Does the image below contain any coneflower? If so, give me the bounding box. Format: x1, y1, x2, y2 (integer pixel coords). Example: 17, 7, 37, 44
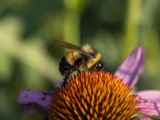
48, 71, 140, 120
17, 46, 160, 120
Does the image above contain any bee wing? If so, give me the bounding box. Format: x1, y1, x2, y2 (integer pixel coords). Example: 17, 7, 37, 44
54, 40, 94, 58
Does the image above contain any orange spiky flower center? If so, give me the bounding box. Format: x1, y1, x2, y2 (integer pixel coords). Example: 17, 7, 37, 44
48, 71, 140, 120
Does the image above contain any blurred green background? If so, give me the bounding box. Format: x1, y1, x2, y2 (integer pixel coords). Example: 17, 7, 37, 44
0, 0, 160, 120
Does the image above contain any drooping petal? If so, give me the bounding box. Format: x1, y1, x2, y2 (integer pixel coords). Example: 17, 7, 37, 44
114, 46, 145, 87
136, 90, 160, 118
17, 89, 53, 115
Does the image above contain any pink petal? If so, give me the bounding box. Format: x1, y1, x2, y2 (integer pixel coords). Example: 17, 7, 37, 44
17, 89, 54, 115
137, 90, 160, 102
138, 101, 160, 118
114, 46, 145, 87
137, 90, 160, 117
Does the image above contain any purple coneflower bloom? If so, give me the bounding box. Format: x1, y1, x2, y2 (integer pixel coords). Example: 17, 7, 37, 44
17, 46, 160, 119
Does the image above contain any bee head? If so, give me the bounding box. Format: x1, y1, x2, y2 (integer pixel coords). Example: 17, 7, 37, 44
92, 60, 104, 71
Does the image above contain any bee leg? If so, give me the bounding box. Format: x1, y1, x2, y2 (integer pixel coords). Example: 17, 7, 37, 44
63, 62, 81, 86
84, 64, 89, 71
63, 72, 71, 86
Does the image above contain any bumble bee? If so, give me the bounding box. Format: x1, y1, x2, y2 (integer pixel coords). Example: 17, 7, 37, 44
55, 40, 104, 85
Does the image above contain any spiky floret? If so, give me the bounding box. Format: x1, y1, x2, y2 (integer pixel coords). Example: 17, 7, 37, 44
48, 71, 140, 120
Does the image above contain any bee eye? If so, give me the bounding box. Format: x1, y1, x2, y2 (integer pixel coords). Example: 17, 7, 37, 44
98, 63, 101, 67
